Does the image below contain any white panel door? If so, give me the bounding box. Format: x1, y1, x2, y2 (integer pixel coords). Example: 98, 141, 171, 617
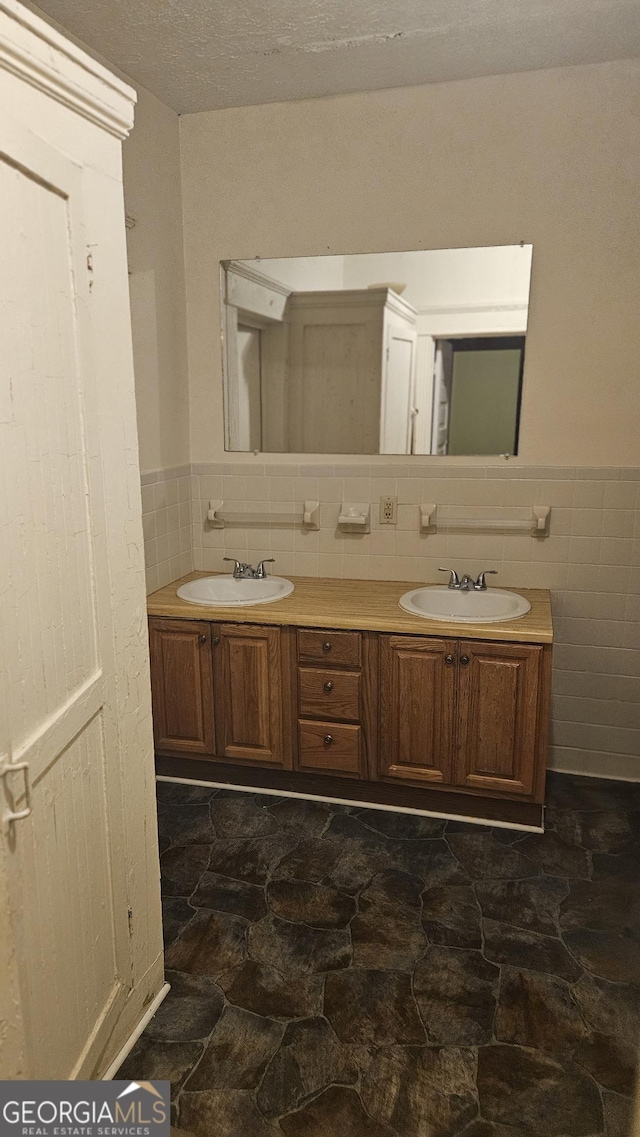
236, 324, 263, 450
380, 329, 416, 454
287, 301, 383, 454
0, 117, 129, 1076
413, 335, 436, 455
431, 340, 454, 455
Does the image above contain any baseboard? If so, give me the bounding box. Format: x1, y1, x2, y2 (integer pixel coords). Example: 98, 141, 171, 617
156, 759, 544, 831
102, 982, 171, 1080
549, 748, 640, 782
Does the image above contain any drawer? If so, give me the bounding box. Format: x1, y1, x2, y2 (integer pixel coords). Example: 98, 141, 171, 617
297, 720, 362, 775
298, 667, 361, 722
297, 629, 362, 669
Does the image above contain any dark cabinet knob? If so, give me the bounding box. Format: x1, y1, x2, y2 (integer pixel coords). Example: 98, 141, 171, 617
323, 735, 333, 746
324, 681, 334, 693
198, 634, 207, 644
445, 654, 455, 666
212, 635, 220, 646
460, 655, 470, 666
322, 641, 332, 652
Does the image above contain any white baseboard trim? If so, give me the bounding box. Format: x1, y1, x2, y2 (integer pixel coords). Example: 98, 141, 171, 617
156, 775, 543, 833
549, 749, 640, 782
550, 765, 640, 783
102, 982, 171, 1080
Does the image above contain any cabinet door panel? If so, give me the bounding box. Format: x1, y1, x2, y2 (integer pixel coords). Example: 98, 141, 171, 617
457, 641, 541, 796
149, 618, 215, 754
379, 635, 456, 783
215, 624, 286, 767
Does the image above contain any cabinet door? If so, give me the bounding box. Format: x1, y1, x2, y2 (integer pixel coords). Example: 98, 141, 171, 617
379, 635, 456, 783
456, 641, 542, 796
149, 618, 215, 755
215, 624, 286, 767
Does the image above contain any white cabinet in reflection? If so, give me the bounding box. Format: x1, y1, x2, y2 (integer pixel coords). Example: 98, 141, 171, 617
287, 289, 417, 454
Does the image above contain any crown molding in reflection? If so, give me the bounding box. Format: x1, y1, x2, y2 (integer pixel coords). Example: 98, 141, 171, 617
288, 287, 417, 322
225, 260, 293, 298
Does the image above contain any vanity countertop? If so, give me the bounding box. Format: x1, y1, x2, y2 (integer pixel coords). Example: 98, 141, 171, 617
147, 573, 553, 644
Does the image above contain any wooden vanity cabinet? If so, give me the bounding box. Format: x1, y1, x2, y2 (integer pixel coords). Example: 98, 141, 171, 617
293, 628, 375, 779
457, 640, 543, 797
379, 635, 457, 785
148, 617, 288, 769
215, 624, 287, 767
379, 634, 546, 798
148, 618, 216, 755
149, 608, 551, 822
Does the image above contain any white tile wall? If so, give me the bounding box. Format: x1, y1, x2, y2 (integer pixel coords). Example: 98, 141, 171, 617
141, 465, 194, 593
146, 462, 640, 781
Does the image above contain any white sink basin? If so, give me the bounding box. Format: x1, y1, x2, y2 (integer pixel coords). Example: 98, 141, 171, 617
399, 586, 531, 623
177, 575, 294, 607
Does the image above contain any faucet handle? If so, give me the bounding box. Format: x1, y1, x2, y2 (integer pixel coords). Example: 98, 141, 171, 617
223, 558, 244, 578
256, 558, 275, 579
475, 570, 498, 590
438, 567, 460, 589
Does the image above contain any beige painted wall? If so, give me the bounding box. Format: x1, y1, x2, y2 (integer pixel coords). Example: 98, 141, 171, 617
180, 59, 640, 468
123, 87, 190, 473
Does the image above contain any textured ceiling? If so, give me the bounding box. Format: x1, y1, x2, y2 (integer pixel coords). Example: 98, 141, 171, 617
27, 0, 640, 112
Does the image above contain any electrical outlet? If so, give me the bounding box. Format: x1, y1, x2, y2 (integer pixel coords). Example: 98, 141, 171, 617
380, 495, 397, 525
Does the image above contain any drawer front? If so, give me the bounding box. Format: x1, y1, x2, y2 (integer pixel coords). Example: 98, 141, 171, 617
297, 720, 362, 775
297, 629, 362, 669
298, 667, 361, 722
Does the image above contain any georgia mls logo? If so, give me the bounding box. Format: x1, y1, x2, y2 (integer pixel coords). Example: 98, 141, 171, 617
115, 1081, 168, 1122
118, 1081, 165, 1105
0, 1079, 170, 1136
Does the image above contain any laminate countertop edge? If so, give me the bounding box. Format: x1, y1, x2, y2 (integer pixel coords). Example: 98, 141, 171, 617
147, 574, 553, 644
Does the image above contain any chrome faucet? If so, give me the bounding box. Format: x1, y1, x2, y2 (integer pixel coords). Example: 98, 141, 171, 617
475, 570, 498, 591
223, 557, 275, 580
439, 568, 498, 591
439, 568, 461, 589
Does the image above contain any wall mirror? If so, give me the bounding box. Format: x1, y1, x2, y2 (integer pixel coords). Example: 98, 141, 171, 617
220, 244, 533, 456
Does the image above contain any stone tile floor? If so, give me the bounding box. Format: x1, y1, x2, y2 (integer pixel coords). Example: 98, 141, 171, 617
121, 773, 640, 1136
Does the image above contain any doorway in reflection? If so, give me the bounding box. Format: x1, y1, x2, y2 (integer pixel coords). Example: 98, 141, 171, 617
432, 336, 525, 457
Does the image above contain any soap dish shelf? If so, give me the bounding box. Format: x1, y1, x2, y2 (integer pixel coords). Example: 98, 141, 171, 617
420, 504, 551, 537
337, 503, 371, 533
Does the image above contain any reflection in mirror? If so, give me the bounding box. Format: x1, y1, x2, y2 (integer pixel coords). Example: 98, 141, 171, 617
220, 245, 533, 456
